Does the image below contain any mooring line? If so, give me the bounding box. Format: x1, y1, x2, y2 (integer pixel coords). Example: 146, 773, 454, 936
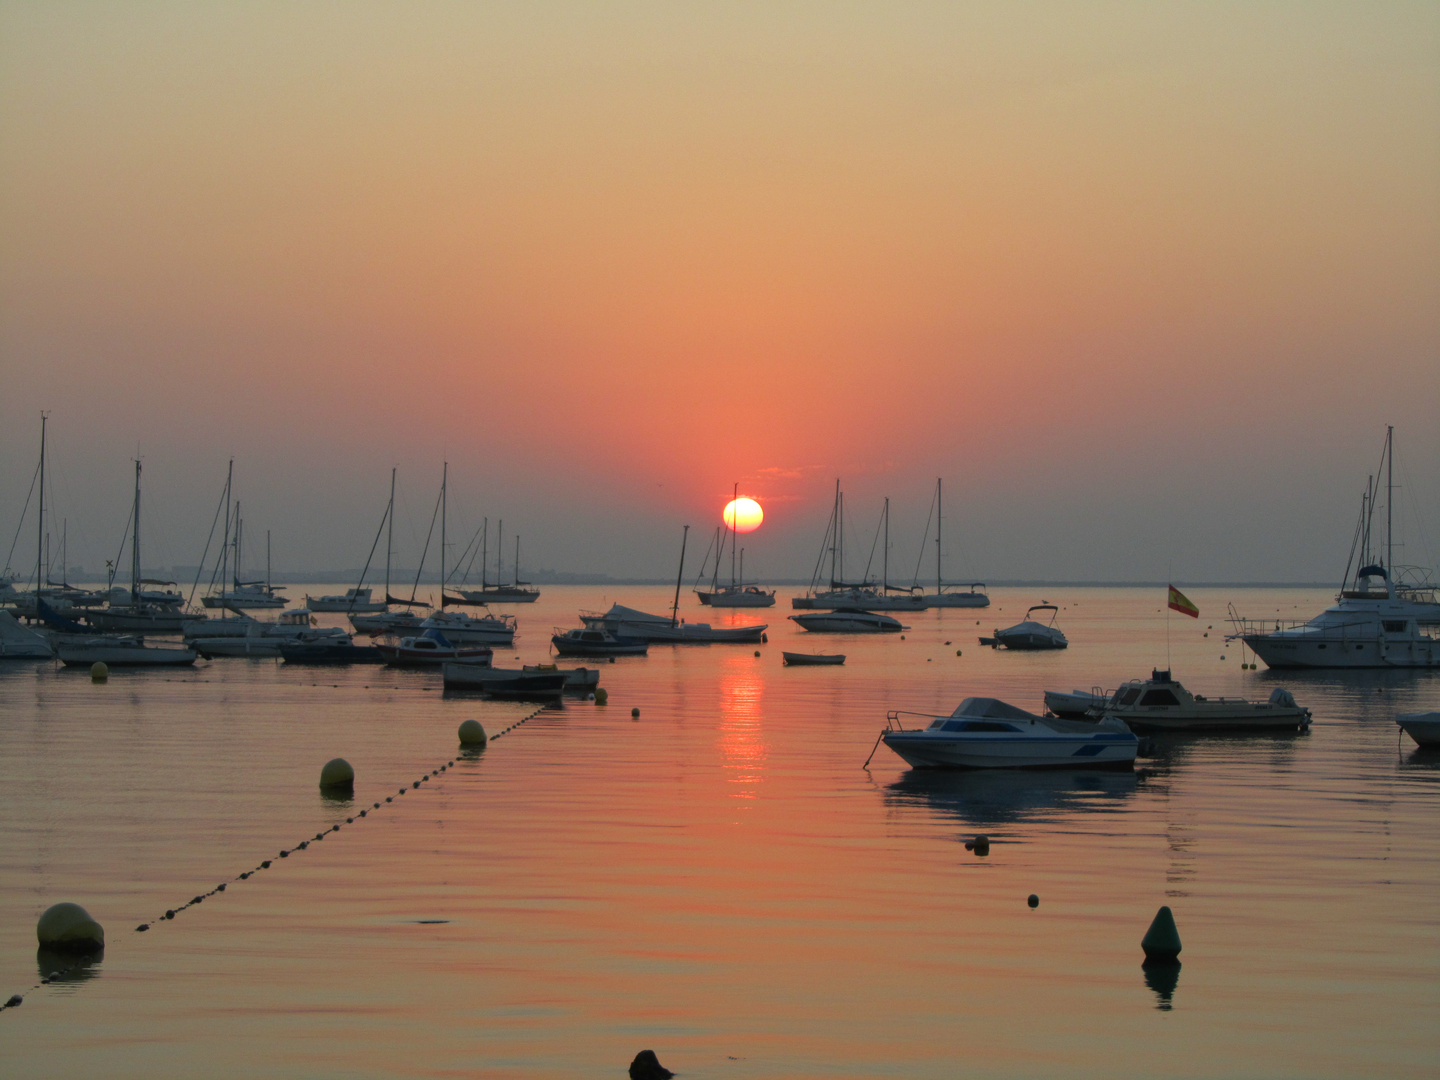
0, 705, 550, 1013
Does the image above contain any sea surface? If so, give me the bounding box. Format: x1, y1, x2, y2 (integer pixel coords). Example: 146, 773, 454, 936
0, 586, 1436, 1078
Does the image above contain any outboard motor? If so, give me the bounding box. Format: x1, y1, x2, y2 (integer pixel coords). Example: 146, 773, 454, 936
1269, 687, 1298, 709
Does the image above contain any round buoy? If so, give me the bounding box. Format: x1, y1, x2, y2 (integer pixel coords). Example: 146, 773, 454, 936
900, 634, 905, 640
761, 633, 767, 643
1028, 894, 1039, 909
754, 650, 761, 657
90, 661, 108, 682
458, 720, 487, 747
631, 707, 640, 718
629, 1049, 674, 1080
1142, 905, 1182, 962
956, 649, 962, 656
319, 758, 354, 790
36, 903, 104, 952
972, 834, 990, 856
594, 688, 608, 705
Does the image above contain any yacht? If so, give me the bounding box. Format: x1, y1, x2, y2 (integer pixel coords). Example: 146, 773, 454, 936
441, 663, 567, 699
879, 697, 1138, 769
454, 523, 540, 604
186, 609, 346, 658
56, 636, 197, 668
202, 581, 286, 610
789, 609, 905, 633
699, 584, 778, 608
1228, 428, 1440, 669
581, 603, 767, 644
914, 479, 991, 609
306, 587, 388, 613
792, 485, 926, 611
1096, 670, 1310, 732
695, 496, 776, 608
420, 609, 516, 646
980, 605, 1068, 650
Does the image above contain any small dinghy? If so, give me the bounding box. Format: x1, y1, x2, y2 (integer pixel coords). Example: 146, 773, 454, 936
1043, 689, 1105, 718
980, 605, 1068, 650
782, 652, 846, 666
1396, 712, 1440, 747
879, 697, 1137, 770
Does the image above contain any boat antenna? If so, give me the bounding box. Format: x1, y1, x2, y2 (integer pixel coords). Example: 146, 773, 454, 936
671, 524, 690, 627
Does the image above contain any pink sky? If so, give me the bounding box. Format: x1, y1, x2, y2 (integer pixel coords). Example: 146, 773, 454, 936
2, 2, 1437, 581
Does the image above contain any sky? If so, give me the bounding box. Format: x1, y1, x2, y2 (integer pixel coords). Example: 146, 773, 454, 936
2, 2, 1437, 585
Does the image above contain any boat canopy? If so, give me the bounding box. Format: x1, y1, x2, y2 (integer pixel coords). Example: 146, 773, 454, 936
951, 697, 1042, 721
420, 628, 455, 648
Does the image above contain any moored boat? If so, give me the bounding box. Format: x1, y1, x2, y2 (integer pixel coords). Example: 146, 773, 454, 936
981, 605, 1068, 650
1097, 670, 1310, 732
790, 608, 904, 633
879, 697, 1137, 769
0, 611, 53, 659
279, 636, 386, 664
1397, 712, 1440, 748
56, 636, 197, 667
307, 587, 388, 613
522, 663, 599, 690
782, 651, 845, 665
581, 604, 766, 644
441, 663, 567, 699
1043, 689, 1105, 718
551, 627, 649, 657
375, 629, 493, 666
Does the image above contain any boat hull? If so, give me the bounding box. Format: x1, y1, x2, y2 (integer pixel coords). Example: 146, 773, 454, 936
86, 609, 193, 633
456, 588, 539, 604
551, 634, 649, 657
782, 652, 845, 665
924, 592, 990, 608
790, 612, 902, 633
442, 664, 567, 699
697, 591, 777, 608
882, 730, 1137, 770
1397, 712, 1440, 747
57, 642, 197, 667
279, 642, 386, 664
1243, 633, 1440, 669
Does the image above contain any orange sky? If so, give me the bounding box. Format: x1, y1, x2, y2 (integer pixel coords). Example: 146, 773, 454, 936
1, 2, 1437, 580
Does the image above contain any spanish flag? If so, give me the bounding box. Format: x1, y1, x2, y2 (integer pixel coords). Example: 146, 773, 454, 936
1168, 584, 1199, 618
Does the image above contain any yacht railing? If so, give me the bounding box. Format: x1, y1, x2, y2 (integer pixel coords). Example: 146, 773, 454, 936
885, 710, 941, 732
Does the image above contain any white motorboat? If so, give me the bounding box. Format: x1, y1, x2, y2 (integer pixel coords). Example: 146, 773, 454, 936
56, 636, 197, 667
789, 608, 905, 633
420, 609, 516, 646
1228, 567, 1440, 669
551, 627, 649, 657
879, 697, 1138, 769
376, 628, 493, 666
581, 603, 766, 644
187, 609, 345, 657
1043, 689, 1105, 718
0, 611, 53, 658
1397, 712, 1440, 748
1228, 429, 1440, 669
307, 587, 388, 613
350, 609, 423, 636
202, 582, 286, 610
1097, 669, 1310, 732
981, 605, 1068, 650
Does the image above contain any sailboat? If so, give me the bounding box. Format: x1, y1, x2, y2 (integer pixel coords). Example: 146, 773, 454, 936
312, 469, 421, 615
456, 520, 540, 604
202, 500, 286, 609
792, 484, 925, 611
696, 484, 776, 607
85, 460, 201, 634
915, 479, 989, 608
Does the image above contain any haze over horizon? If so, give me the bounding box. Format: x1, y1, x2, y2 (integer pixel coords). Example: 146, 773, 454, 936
3, 3, 1437, 586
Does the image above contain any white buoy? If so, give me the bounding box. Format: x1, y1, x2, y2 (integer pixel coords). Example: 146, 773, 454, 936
36, 903, 104, 951
458, 719, 488, 746
319, 758, 354, 789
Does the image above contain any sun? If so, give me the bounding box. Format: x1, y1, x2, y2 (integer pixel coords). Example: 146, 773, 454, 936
724, 497, 764, 533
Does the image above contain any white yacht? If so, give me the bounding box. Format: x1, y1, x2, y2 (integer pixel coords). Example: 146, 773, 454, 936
879, 697, 1138, 769
0, 611, 53, 658
981, 605, 1068, 650
202, 582, 286, 610
581, 603, 767, 644
698, 584, 778, 608
1397, 712, 1440, 748
789, 608, 905, 633
914, 480, 991, 609
187, 609, 346, 658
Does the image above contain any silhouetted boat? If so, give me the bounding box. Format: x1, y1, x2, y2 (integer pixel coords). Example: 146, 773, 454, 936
279, 636, 386, 664
1397, 712, 1440, 747
782, 652, 845, 665
442, 663, 567, 699
551, 627, 649, 657
790, 609, 903, 633
57, 636, 197, 668
376, 628, 493, 666
980, 605, 1067, 650
1097, 670, 1310, 732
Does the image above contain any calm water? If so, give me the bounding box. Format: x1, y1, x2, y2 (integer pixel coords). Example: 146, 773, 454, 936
0, 586, 1436, 1078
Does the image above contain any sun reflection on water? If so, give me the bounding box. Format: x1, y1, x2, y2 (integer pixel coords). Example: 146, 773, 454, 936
717, 656, 767, 803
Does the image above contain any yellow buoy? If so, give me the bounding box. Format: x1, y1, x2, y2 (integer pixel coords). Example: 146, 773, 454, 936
458, 720, 487, 746
36, 903, 104, 952
319, 758, 355, 790
90, 662, 108, 682
594, 688, 608, 705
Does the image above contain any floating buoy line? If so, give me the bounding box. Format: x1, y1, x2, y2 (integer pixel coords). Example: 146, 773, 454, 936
0, 704, 550, 1014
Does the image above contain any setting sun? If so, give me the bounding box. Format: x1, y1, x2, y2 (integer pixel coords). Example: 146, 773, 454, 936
723, 497, 764, 534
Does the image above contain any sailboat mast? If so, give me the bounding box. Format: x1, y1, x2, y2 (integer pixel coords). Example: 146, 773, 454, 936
266, 530, 271, 593
481, 518, 488, 589
1386, 424, 1393, 573
497, 520, 504, 587
35, 413, 45, 594
385, 468, 395, 602
671, 525, 690, 627
131, 459, 142, 604
883, 497, 889, 591
829, 479, 839, 587
441, 462, 448, 605
235, 503, 242, 588
936, 478, 942, 594
731, 482, 738, 588
514, 535, 520, 588
220, 462, 232, 607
